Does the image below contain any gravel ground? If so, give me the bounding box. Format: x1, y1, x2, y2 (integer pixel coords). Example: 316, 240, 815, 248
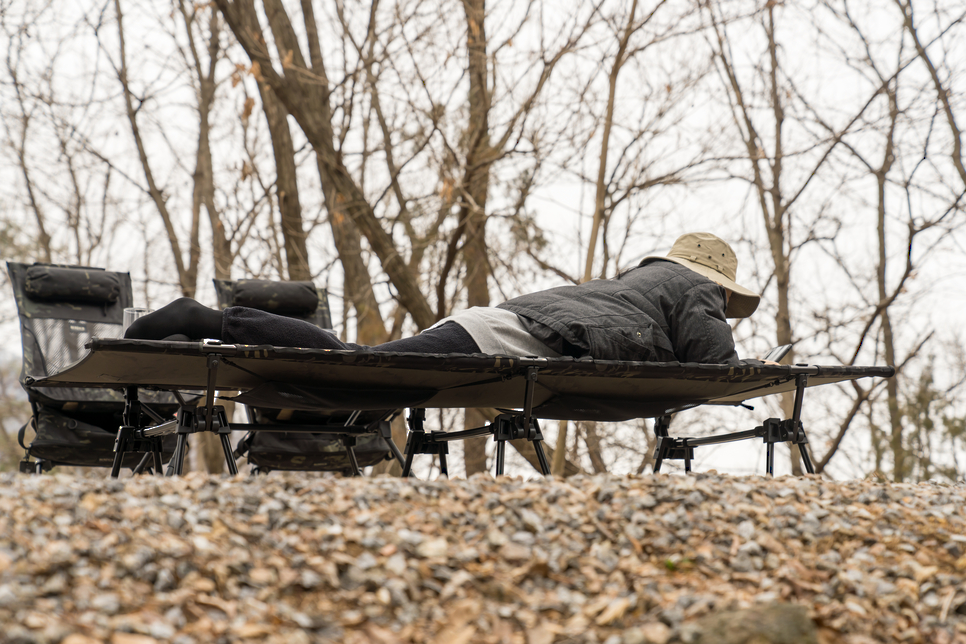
1, 471, 965, 644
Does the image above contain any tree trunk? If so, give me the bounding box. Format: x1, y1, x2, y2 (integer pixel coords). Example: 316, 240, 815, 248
183, 4, 228, 472
259, 82, 310, 281
876, 87, 903, 480
215, 0, 435, 329
582, 421, 608, 474
459, 0, 494, 476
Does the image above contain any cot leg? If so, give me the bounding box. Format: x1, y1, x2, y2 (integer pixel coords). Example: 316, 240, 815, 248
683, 438, 692, 473
495, 440, 506, 476
153, 448, 164, 476
438, 451, 449, 478
766, 442, 776, 476
652, 416, 671, 474
220, 433, 238, 476
167, 432, 188, 476
401, 409, 425, 478
800, 443, 815, 474
111, 427, 131, 479
790, 373, 814, 474
533, 439, 551, 475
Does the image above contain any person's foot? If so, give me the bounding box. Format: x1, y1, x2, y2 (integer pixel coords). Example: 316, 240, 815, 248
124, 298, 224, 341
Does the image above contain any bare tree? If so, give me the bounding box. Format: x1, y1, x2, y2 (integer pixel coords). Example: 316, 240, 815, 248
214, 0, 595, 475
798, 0, 966, 480
703, 0, 895, 473
560, 0, 710, 474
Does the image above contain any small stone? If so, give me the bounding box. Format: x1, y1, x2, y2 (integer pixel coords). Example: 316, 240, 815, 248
500, 541, 532, 562
416, 537, 448, 559
62, 635, 102, 644
624, 622, 672, 644
686, 603, 818, 644
91, 593, 121, 615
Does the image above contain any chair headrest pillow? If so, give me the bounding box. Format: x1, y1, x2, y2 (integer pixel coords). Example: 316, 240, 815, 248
232, 280, 319, 314
25, 266, 121, 304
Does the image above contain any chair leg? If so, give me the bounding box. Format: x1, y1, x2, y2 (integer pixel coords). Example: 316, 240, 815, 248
345, 443, 362, 477
385, 435, 406, 465
401, 447, 417, 478
131, 452, 152, 475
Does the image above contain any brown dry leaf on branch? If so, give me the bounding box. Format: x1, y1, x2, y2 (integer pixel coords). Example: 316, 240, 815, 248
0, 472, 965, 644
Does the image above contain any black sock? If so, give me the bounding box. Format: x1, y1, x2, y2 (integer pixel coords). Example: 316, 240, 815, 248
124, 298, 224, 341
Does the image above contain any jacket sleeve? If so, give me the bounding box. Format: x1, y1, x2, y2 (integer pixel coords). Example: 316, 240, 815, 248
668, 283, 757, 365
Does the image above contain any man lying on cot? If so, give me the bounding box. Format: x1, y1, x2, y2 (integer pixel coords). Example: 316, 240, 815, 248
126, 232, 765, 366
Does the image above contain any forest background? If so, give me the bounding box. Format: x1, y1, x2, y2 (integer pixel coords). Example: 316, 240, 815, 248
2, 0, 966, 482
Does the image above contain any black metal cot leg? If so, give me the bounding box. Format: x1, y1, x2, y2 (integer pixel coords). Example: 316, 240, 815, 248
766, 442, 776, 476
790, 373, 814, 474
111, 427, 130, 479
652, 415, 671, 474
495, 439, 507, 476
533, 439, 551, 475
167, 433, 188, 477
401, 409, 425, 478
438, 450, 449, 478
220, 433, 238, 476
683, 438, 692, 473
153, 448, 164, 476
800, 443, 815, 474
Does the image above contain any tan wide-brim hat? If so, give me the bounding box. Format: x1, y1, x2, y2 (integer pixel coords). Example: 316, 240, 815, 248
640, 232, 761, 318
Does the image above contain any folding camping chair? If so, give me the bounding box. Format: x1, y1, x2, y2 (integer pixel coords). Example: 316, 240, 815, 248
7, 262, 180, 473
212, 278, 401, 474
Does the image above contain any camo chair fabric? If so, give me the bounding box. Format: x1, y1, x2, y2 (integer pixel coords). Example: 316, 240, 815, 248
213, 278, 392, 472
213, 278, 333, 329
7, 262, 178, 470
235, 409, 394, 472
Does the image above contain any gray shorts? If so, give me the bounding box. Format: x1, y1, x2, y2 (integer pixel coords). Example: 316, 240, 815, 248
431, 307, 562, 358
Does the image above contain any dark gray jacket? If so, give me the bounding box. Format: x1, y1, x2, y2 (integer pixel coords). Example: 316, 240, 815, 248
498, 260, 754, 365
